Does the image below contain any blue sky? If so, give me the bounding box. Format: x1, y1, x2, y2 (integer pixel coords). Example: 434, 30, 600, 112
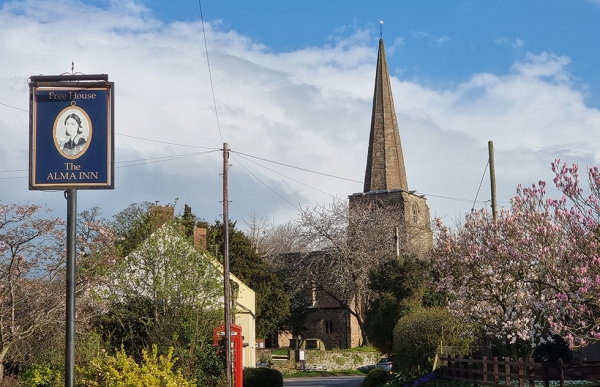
143, 0, 600, 105
1, 0, 600, 229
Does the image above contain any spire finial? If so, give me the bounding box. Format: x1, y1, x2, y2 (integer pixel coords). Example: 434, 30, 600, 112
379, 20, 384, 39
71, 61, 74, 75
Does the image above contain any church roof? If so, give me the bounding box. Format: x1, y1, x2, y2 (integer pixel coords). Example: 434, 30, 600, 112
363, 38, 409, 193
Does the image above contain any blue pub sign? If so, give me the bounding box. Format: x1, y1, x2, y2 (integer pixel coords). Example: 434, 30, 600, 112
29, 75, 114, 190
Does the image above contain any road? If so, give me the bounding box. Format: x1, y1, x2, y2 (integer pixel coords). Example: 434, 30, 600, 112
283, 375, 364, 387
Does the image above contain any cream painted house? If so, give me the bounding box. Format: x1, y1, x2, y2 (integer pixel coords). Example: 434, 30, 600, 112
228, 270, 256, 368
111, 206, 256, 368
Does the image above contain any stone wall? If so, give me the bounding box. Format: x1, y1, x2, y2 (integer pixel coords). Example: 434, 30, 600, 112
258, 349, 381, 372
302, 307, 349, 350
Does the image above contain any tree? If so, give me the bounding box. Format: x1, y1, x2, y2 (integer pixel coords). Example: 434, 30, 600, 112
180, 204, 198, 239
270, 198, 427, 346
111, 201, 153, 258
434, 160, 600, 356
393, 307, 471, 377
243, 212, 272, 256
0, 203, 65, 380
11, 207, 117, 376
77, 207, 118, 291
95, 222, 223, 355
210, 220, 290, 339
365, 255, 436, 355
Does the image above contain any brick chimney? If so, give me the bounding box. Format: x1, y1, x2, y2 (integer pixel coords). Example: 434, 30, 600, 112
193, 226, 207, 250
150, 205, 174, 233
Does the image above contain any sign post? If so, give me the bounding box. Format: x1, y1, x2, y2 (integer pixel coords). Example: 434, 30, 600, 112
29, 74, 114, 387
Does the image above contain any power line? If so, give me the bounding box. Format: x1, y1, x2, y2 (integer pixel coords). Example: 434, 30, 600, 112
198, 0, 224, 145
231, 153, 300, 210
0, 150, 220, 179
472, 161, 490, 211
115, 149, 220, 168
0, 168, 28, 173
232, 150, 363, 184
0, 101, 28, 112
117, 133, 218, 150
233, 152, 338, 198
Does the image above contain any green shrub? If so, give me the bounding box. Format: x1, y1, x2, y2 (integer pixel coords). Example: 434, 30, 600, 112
77, 344, 195, 386
243, 367, 283, 387
19, 364, 62, 387
393, 307, 472, 378
363, 368, 392, 387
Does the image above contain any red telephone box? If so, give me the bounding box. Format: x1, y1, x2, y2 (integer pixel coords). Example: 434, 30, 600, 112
213, 324, 243, 387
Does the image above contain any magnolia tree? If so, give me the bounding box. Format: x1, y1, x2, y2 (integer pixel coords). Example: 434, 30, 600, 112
434, 160, 600, 356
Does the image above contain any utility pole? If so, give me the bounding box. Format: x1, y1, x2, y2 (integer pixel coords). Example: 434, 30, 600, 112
488, 141, 497, 221
222, 143, 232, 387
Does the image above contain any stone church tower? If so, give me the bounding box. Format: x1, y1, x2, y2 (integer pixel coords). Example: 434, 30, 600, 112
348, 38, 432, 255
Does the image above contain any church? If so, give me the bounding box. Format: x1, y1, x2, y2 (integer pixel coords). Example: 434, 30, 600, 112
276, 38, 432, 350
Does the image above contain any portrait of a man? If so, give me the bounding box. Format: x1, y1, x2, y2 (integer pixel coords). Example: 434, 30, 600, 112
53, 106, 92, 158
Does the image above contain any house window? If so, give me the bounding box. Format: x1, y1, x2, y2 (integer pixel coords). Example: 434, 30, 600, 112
325, 320, 333, 334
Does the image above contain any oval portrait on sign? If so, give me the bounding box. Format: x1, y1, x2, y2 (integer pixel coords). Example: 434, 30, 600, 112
53, 105, 92, 159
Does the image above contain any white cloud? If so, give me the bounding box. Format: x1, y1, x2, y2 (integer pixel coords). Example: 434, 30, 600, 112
494, 36, 526, 48
411, 30, 451, 46
0, 0, 599, 227
436, 35, 451, 45
411, 31, 430, 39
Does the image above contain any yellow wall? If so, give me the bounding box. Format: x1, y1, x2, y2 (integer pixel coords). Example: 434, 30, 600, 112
230, 272, 256, 368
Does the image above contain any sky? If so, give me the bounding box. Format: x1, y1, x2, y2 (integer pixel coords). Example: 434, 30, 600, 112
2, 0, 600, 230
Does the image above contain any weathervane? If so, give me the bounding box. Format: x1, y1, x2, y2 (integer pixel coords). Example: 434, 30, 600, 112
380, 20, 384, 39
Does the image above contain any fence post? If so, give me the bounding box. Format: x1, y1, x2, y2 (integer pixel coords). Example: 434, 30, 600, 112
543, 359, 549, 387
559, 358, 564, 387
483, 356, 488, 384
518, 357, 524, 387
441, 355, 447, 378
505, 357, 511, 386
494, 356, 499, 384
528, 358, 535, 387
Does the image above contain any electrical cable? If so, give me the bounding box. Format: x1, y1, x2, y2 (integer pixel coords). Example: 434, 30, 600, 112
117, 133, 218, 150
0, 102, 28, 112
197, 0, 224, 144
115, 149, 220, 168
232, 150, 363, 184
233, 152, 338, 198
472, 160, 490, 211
230, 153, 300, 210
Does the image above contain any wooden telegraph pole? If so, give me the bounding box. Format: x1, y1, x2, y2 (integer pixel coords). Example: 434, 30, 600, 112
488, 141, 497, 221
222, 143, 232, 386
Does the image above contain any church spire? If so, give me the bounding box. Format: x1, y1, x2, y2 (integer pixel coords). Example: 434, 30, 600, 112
363, 38, 409, 193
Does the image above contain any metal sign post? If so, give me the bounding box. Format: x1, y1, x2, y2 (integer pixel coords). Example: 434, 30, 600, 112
28, 74, 114, 387
65, 189, 77, 387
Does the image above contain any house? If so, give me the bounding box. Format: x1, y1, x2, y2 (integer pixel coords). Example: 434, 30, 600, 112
111, 205, 257, 367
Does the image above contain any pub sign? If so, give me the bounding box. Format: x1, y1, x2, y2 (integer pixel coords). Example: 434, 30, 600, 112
29, 74, 114, 190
